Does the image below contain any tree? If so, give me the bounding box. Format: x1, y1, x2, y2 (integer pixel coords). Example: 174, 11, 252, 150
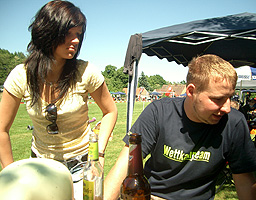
101, 65, 128, 92
138, 71, 151, 92
0, 49, 26, 85
101, 65, 117, 79
116, 67, 128, 89
148, 74, 167, 90
180, 80, 186, 84
101, 65, 117, 91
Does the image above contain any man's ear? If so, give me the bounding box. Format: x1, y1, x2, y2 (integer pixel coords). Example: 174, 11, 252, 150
186, 83, 196, 99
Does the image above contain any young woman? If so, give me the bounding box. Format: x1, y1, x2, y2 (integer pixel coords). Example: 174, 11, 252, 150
0, 0, 117, 171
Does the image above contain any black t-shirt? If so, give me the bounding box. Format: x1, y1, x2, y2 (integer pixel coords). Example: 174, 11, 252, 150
123, 97, 256, 200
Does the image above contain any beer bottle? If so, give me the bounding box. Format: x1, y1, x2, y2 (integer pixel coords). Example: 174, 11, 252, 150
92, 121, 101, 135
83, 131, 103, 200
120, 133, 151, 200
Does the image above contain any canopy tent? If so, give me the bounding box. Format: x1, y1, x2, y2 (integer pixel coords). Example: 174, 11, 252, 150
112, 92, 126, 95
142, 12, 256, 68
251, 67, 256, 80
150, 91, 161, 96
235, 65, 256, 81
123, 12, 256, 133
236, 80, 256, 90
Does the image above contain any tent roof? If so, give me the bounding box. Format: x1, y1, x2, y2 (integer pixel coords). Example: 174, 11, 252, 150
141, 12, 256, 67
142, 12, 256, 47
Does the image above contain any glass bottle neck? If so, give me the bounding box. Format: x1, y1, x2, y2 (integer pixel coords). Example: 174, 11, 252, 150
88, 141, 99, 161
128, 143, 144, 175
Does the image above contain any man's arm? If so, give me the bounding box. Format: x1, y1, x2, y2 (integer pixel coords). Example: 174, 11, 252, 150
233, 172, 256, 200
104, 145, 129, 200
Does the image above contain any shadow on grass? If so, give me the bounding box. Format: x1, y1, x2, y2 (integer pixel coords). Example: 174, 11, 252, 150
215, 167, 238, 199
215, 184, 238, 200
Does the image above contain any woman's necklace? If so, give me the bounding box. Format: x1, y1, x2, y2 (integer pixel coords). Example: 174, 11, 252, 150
43, 81, 58, 104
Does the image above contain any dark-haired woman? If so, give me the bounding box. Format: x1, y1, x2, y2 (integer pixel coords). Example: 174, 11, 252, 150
0, 0, 117, 174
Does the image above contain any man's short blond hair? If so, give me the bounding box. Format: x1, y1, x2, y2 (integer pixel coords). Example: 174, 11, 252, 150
186, 54, 237, 92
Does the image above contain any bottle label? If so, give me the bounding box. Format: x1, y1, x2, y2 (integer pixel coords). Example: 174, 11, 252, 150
89, 142, 99, 161
83, 180, 94, 200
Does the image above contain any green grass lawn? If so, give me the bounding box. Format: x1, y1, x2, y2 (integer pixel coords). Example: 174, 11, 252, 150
0, 94, 238, 199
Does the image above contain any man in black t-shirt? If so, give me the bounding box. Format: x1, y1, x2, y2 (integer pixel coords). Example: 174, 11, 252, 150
104, 55, 256, 200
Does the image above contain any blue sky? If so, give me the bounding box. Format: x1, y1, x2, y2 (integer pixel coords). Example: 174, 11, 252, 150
1, 0, 256, 82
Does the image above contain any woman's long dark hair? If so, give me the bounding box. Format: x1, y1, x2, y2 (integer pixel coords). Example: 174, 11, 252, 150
25, 0, 86, 106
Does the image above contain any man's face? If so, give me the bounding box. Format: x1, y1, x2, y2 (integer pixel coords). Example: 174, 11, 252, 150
191, 79, 235, 124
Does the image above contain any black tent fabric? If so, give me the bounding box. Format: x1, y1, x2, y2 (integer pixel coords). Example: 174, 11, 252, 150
123, 34, 142, 76
142, 12, 256, 68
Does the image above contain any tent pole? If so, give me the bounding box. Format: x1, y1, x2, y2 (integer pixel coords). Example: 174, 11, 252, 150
126, 60, 139, 134
239, 80, 242, 103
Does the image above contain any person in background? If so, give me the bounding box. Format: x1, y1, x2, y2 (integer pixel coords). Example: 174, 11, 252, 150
104, 54, 256, 200
239, 97, 256, 120
230, 98, 240, 110
0, 0, 117, 171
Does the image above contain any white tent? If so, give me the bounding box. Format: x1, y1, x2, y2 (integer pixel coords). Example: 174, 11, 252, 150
235, 66, 252, 82
236, 80, 256, 90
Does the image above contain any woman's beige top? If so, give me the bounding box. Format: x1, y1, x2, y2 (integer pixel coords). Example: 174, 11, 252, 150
4, 60, 104, 160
